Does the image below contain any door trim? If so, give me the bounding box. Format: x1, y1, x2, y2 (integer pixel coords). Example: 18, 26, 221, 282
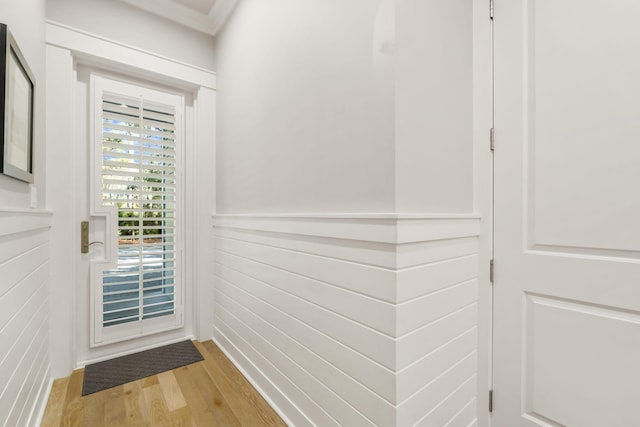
473, 1, 495, 426
46, 22, 216, 374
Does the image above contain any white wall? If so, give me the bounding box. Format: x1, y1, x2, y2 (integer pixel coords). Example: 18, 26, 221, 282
46, 0, 217, 71
216, 0, 395, 213
214, 1, 483, 425
395, 0, 474, 213
0, 0, 47, 208
216, 0, 475, 214
0, 3, 52, 426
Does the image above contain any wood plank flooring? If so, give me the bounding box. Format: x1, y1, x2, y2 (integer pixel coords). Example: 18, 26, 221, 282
41, 340, 287, 427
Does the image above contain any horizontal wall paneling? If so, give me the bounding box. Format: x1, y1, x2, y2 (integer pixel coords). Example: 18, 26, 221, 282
212, 214, 480, 426
0, 210, 52, 427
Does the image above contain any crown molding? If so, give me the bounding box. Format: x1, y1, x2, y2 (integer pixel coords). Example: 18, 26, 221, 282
207, 0, 239, 35
118, 0, 238, 36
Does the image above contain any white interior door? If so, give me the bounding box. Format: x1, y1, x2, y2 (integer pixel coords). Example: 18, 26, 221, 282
493, 1, 640, 426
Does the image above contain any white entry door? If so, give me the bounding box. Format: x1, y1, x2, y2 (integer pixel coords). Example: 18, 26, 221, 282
90, 74, 185, 346
75, 69, 186, 357
493, 1, 640, 426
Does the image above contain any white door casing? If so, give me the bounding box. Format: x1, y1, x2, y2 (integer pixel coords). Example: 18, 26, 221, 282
493, 1, 640, 426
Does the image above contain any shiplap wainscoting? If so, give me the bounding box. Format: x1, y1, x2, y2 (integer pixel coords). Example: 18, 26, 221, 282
0, 210, 52, 427
212, 215, 480, 426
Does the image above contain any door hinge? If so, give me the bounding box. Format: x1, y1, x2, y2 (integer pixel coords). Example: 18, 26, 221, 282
489, 259, 494, 283
490, 127, 495, 151
490, 0, 495, 19
489, 389, 494, 412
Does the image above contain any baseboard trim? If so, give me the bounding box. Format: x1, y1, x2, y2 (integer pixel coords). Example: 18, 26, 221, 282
28, 364, 52, 427
212, 328, 305, 427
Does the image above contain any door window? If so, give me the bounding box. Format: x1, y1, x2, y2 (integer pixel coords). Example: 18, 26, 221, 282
90, 75, 184, 345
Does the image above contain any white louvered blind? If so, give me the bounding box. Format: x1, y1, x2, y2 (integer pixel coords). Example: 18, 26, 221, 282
100, 94, 178, 328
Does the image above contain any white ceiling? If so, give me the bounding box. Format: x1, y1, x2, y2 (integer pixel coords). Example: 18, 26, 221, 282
118, 0, 238, 36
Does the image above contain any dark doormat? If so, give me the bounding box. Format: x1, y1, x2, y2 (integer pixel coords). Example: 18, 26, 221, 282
82, 340, 204, 396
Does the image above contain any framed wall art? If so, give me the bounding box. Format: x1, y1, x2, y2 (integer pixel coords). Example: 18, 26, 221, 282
0, 23, 34, 183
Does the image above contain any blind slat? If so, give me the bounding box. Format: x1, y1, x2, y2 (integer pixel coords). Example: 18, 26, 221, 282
142, 109, 176, 123
102, 127, 176, 141
102, 141, 175, 156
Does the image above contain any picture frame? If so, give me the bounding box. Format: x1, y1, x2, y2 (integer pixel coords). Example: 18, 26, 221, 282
0, 23, 34, 183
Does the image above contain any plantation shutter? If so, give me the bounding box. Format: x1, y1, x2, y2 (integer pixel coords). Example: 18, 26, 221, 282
100, 93, 178, 327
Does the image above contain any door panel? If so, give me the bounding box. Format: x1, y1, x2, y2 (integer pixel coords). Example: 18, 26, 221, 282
494, 0, 640, 426
90, 75, 184, 346
527, 0, 640, 255
525, 295, 640, 425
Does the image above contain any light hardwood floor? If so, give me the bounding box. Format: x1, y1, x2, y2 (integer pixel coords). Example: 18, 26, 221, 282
40, 340, 287, 427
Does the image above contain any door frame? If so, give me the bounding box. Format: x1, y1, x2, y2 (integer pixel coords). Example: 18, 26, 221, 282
46, 21, 216, 375
473, 2, 495, 427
